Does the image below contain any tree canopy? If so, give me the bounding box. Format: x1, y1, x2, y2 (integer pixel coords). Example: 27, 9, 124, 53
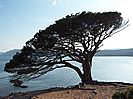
4, 11, 128, 85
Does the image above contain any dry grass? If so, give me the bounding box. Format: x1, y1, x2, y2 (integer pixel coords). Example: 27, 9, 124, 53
32, 84, 127, 99
2, 82, 132, 99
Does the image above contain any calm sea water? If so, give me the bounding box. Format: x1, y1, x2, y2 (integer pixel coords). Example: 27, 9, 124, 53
0, 56, 133, 96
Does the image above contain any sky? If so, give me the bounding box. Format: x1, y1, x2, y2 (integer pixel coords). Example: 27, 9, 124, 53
0, 0, 132, 52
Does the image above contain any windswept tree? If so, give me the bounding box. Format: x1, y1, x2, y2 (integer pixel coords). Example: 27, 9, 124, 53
5, 11, 128, 85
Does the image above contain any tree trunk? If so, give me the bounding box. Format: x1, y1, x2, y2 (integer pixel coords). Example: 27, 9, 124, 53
81, 68, 92, 84
81, 57, 93, 84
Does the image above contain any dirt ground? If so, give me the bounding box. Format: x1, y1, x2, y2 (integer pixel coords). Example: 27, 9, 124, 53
2, 82, 132, 99
32, 84, 120, 99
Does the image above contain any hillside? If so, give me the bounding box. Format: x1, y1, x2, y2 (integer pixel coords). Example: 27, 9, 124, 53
0, 49, 20, 56
0, 49, 20, 61
0, 48, 133, 59
96, 48, 133, 56
0, 52, 3, 55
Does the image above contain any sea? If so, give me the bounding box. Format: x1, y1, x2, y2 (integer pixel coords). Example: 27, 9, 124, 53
0, 55, 133, 96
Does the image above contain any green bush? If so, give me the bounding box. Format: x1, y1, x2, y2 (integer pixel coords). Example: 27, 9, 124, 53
126, 86, 133, 99
112, 91, 125, 99
112, 86, 133, 99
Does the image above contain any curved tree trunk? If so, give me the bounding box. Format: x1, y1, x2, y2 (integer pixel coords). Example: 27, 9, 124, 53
63, 56, 93, 84
81, 56, 93, 84
81, 69, 92, 84
81, 67, 93, 83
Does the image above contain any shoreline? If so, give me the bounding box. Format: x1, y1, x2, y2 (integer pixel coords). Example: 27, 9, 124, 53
2, 81, 133, 99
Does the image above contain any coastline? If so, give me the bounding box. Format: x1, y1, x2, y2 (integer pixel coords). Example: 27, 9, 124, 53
2, 81, 133, 99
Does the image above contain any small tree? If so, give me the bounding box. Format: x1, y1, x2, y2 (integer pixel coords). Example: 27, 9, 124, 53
4, 11, 128, 84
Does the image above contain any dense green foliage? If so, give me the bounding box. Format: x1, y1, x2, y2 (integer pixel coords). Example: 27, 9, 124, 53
112, 91, 125, 99
112, 86, 133, 99
126, 86, 133, 99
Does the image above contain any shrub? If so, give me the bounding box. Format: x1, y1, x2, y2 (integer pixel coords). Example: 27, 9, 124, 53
112, 91, 125, 99
126, 86, 133, 99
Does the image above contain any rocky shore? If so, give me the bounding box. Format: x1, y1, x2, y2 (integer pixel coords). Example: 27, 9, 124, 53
1, 82, 133, 99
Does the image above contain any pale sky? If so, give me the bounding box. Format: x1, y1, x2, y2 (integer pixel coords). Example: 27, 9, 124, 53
0, 0, 132, 52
